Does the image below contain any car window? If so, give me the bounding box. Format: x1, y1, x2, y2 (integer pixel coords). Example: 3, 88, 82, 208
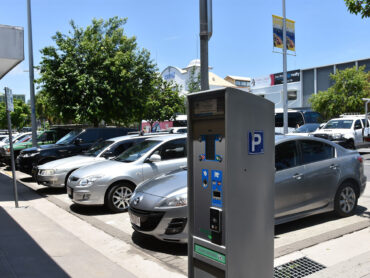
275, 141, 298, 171
111, 142, 135, 156
324, 120, 353, 129
354, 120, 362, 130
275, 112, 304, 128
300, 140, 334, 164
115, 140, 161, 162
84, 140, 114, 157
79, 129, 100, 143
37, 133, 48, 142
153, 138, 187, 160
361, 119, 369, 127
45, 132, 56, 141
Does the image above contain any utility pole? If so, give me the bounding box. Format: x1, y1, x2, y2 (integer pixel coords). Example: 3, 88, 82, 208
199, 0, 212, 91
282, 0, 288, 134
27, 0, 37, 147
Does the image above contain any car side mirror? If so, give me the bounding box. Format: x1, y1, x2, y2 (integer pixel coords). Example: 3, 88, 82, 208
148, 154, 161, 162
74, 138, 82, 145
102, 151, 115, 159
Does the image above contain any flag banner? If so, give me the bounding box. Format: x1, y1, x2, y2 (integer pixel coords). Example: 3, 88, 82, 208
273, 15, 295, 51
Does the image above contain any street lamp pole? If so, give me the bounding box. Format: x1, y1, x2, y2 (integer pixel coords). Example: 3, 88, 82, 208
282, 0, 288, 134
27, 0, 37, 147
199, 0, 212, 91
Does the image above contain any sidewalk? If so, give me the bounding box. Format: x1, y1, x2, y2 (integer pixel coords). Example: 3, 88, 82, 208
0, 173, 137, 278
0, 173, 185, 278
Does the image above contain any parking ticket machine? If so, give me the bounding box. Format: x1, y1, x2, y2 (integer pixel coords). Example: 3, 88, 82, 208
187, 88, 274, 278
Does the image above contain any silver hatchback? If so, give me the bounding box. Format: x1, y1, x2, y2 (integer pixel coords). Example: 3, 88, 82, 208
67, 134, 187, 212
129, 136, 366, 243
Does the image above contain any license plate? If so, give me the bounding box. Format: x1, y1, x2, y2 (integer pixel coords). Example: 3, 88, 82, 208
67, 187, 73, 199
129, 213, 141, 227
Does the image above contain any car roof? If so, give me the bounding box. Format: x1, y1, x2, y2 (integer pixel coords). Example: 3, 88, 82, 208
107, 133, 182, 143
144, 134, 187, 141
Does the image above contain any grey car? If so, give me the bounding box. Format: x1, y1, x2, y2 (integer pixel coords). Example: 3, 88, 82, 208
129, 135, 366, 243
67, 134, 187, 212
36, 134, 155, 188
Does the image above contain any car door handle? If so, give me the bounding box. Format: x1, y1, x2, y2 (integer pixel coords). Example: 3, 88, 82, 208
329, 164, 339, 170
292, 173, 303, 180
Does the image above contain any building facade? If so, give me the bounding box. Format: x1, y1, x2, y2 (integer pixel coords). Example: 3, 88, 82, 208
161, 59, 235, 95
249, 58, 370, 109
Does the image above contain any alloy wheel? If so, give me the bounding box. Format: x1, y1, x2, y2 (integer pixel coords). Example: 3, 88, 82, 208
339, 186, 356, 214
112, 186, 133, 210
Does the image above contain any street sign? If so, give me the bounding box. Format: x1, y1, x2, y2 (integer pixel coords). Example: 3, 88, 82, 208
4, 87, 14, 112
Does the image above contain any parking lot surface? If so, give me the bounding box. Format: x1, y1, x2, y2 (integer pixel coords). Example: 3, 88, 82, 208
1, 154, 370, 277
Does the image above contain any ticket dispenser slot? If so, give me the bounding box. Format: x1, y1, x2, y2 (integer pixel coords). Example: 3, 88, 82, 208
210, 207, 222, 245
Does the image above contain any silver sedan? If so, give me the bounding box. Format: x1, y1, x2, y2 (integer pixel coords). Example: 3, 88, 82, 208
67, 134, 187, 212
129, 136, 367, 243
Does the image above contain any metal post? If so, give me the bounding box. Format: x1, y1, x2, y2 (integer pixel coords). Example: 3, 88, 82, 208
27, 0, 37, 147
282, 0, 288, 134
199, 0, 210, 91
5, 88, 19, 208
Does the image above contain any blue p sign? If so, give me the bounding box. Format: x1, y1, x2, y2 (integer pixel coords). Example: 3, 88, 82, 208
248, 131, 264, 154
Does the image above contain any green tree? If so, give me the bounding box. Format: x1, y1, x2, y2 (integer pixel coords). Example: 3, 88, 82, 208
345, 0, 370, 18
186, 66, 201, 93
309, 66, 370, 120
37, 17, 158, 126
142, 78, 185, 132
0, 99, 31, 130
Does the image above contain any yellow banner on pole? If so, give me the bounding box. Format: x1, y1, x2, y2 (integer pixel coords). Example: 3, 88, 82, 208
273, 15, 295, 51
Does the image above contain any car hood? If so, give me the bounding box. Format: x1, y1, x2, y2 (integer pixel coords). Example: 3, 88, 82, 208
71, 159, 130, 178
38, 155, 105, 170
313, 129, 351, 134
136, 168, 187, 198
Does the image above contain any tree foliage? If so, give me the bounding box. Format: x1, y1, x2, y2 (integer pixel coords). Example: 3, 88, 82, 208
37, 17, 158, 126
345, 0, 370, 18
309, 66, 370, 120
142, 78, 185, 131
186, 66, 201, 93
0, 99, 31, 129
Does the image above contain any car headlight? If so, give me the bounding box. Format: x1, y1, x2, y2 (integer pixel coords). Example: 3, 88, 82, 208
157, 188, 187, 208
332, 133, 343, 140
79, 175, 103, 186
22, 152, 38, 158
39, 169, 55, 176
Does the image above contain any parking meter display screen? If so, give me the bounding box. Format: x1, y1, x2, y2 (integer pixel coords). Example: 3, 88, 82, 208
192, 97, 224, 117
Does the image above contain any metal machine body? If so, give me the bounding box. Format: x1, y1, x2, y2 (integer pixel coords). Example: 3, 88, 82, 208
187, 87, 275, 278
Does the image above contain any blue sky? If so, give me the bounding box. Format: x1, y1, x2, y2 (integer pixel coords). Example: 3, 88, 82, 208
0, 0, 369, 101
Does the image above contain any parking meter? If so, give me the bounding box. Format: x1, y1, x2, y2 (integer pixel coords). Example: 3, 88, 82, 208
187, 88, 274, 278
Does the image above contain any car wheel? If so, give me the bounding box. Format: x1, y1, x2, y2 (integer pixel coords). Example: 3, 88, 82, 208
106, 182, 135, 213
334, 182, 358, 217
347, 140, 355, 150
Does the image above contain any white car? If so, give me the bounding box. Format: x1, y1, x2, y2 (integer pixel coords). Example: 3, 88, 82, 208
312, 116, 370, 149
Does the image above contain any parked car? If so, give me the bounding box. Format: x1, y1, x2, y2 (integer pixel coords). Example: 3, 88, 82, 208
287, 123, 321, 136
312, 115, 370, 149
36, 133, 165, 188
4, 130, 66, 162
275, 109, 323, 134
67, 134, 187, 212
129, 135, 366, 243
17, 127, 135, 176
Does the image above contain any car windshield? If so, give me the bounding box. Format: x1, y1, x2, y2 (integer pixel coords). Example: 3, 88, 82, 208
324, 120, 353, 129
56, 130, 82, 145
83, 140, 113, 157
293, 124, 320, 133
115, 140, 161, 163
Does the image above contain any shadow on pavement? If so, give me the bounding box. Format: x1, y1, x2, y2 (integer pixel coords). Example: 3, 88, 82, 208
275, 205, 368, 236
131, 231, 187, 256
0, 173, 41, 202
69, 203, 114, 216
0, 207, 69, 278
20, 177, 34, 183
35, 187, 66, 196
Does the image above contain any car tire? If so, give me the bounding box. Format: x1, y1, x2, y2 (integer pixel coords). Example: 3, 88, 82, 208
334, 182, 358, 217
347, 140, 355, 150
106, 182, 135, 213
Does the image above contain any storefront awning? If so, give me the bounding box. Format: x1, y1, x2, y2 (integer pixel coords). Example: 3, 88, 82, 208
0, 24, 24, 79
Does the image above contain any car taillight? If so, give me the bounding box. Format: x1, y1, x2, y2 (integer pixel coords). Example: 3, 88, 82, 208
357, 156, 363, 163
